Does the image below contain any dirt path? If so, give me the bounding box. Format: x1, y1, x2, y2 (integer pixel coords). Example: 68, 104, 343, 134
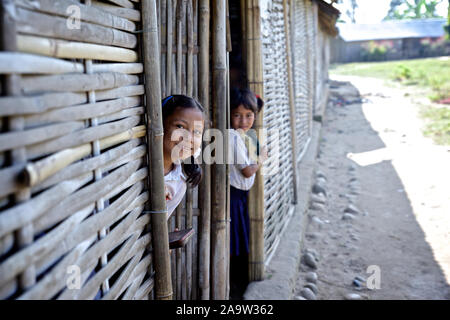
293, 75, 450, 300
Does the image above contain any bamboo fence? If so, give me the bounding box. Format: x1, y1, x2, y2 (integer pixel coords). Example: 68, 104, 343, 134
0, 0, 336, 300
0, 0, 224, 301
292, 0, 312, 160
0, 0, 155, 300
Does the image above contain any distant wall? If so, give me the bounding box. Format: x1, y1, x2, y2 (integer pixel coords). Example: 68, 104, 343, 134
331, 36, 449, 63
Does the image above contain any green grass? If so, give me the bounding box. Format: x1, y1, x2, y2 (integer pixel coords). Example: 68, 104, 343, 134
330, 57, 450, 145
420, 106, 450, 145
330, 57, 450, 102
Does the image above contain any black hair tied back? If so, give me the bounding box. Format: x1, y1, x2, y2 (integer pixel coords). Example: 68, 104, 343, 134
161, 95, 204, 187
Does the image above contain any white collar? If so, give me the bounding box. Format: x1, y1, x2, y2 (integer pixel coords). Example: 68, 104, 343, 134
164, 163, 186, 181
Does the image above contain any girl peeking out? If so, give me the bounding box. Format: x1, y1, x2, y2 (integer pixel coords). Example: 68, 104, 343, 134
228, 88, 268, 298
161, 95, 205, 219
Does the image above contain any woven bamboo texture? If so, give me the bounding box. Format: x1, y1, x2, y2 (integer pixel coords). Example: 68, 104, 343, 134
260, 0, 295, 263
292, 0, 311, 158
158, 0, 210, 300
0, 0, 155, 300
305, 0, 317, 118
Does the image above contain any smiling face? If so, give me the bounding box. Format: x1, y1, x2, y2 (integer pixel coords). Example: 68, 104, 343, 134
231, 104, 255, 132
163, 106, 204, 164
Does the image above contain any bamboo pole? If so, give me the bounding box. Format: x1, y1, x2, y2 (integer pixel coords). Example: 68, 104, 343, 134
83, 0, 110, 295
141, 0, 173, 300
1, 0, 35, 292
197, 0, 210, 301
210, 0, 227, 300
166, 0, 173, 94
15, 0, 137, 32
17, 35, 138, 62
247, 0, 265, 282
175, 206, 182, 299
283, 0, 298, 204
185, 0, 194, 300
161, 0, 167, 97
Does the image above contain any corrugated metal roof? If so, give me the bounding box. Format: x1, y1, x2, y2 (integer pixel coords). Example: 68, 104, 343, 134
338, 19, 446, 42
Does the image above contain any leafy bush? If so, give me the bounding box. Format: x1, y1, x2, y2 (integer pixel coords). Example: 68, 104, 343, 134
361, 41, 387, 61
394, 64, 412, 81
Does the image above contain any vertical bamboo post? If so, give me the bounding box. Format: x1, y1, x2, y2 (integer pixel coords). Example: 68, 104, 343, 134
166, 0, 173, 94
84, 0, 110, 295
142, 0, 173, 300
283, 0, 298, 204
1, 0, 35, 292
210, 0, 227, 300
247, 0, 265, 282
184, 0, 194, 300
197, 0, 210, 301
225, 0, 231, 300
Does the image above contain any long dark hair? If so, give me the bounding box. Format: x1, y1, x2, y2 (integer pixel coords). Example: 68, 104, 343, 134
162, 95, 204, 187
230, 87, 264, 114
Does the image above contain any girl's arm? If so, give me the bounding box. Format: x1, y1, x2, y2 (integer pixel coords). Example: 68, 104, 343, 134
241, 163, 261, 178
240, 145, 268, 177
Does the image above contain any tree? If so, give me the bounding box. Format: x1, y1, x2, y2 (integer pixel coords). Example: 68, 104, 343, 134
383, 0, 444, 20
336, 0, 358, 23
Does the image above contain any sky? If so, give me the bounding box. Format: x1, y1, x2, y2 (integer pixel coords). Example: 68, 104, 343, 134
334, 0, 449, 24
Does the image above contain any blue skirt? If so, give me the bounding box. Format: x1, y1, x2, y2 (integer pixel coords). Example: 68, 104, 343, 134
230, 185, 250, 257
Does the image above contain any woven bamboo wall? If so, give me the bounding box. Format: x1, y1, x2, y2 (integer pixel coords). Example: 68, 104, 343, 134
157, 0, 206, 300
260, 0, 295, 264
0, 0, 154, 300
0, 0, 221, 301
305, 0, 316, 124
291, 0, 311, 159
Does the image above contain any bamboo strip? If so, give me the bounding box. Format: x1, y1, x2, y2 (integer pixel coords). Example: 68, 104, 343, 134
91, 0, 141, 21
77, 232, 148, 299
27, 184, 144, 280
0, 121, 84, 153
20, 72, 139, 94
15, 0, 137, 32
57, 210, 147, 299
26, 115, 140, 160
22, 126, 145, 189
283, 0, 298, 204
175, 205, 182, 299
16, 7, 137, 49
0, 52, 84, 74
197, 0, 210, 300
92, 63, 143, 74
176, 0, 185, 94
166, 0, 173, 94
210, 0, 227, 300
33, 164, 146, 235
120, 254, 152, 299
1, 0, 36, 292
95, 84, 144, 101
0, 158, 140, 241
17, 237, 96, 300
134, 277, 154, 300
186, 0, 193, 97
23, 96, 141, 127
82, 20, 110, 294
106, 0, 135, 9
0, 92, 88, 117
17, 35, 138, 62
102, 250, 145, 299
160, 0, 167, 96
142, 0, 173, 300
248, 0, 265, 281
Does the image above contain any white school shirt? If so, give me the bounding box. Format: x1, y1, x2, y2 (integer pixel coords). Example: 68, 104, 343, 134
164, 163, 186, 220
228, 129, 257, 191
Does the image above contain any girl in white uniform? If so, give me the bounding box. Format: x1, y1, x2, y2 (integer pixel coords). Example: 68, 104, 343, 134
161, 95, 205, 219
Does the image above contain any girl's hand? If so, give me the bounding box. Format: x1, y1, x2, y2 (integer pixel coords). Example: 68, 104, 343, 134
259, 146, 268, 164
165, 185, 172, 201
